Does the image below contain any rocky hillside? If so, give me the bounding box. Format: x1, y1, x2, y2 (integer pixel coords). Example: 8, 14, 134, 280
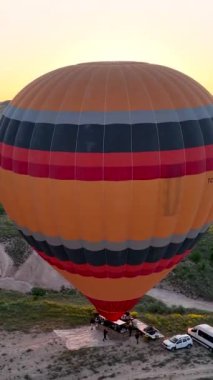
160, 226, 213, 301
0, 212, 72, 292
0, 244, 72, 292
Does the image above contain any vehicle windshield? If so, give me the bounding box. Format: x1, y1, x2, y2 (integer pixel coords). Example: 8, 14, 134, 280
170, 337, 178, 343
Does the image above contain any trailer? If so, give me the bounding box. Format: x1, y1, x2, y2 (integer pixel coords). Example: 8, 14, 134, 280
133, 319, 164, 340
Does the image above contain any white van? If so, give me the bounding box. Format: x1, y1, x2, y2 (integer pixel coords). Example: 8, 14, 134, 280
188, 324, 213, 352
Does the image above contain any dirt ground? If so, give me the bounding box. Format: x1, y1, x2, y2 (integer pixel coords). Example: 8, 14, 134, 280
0, 326, 213, 380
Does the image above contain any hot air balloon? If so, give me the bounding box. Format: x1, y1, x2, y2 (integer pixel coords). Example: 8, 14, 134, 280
0, 62, 212, 321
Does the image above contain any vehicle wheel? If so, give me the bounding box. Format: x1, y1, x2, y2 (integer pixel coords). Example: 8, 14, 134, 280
171, 347, 175, 352
187, 344, 192, 349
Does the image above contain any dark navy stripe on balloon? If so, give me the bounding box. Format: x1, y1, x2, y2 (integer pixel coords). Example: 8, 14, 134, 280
37, 248, 189, 278
0, 116, 213, 152
19, 230, 203, 267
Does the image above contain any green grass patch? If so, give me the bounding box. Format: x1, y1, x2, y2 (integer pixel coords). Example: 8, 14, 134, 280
0, 290, 212, 335
142, 312, 213, 335
134, 295, 213, 335
0, 289, 93, 331
135, 295, 188, 315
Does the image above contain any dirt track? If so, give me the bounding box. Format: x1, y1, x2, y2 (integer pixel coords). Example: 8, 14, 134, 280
148, 288, 213, 312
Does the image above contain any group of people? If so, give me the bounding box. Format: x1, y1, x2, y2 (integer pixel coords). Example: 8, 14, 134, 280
90, 316, 100, 330
89, 315, 142, 344
126, 321, 141, 343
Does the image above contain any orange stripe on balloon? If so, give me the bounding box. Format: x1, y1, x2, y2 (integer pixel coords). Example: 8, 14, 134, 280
0, 168, 212, 242
53, 266, 173, 301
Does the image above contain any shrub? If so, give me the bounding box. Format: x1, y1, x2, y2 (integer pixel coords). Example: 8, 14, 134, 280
146, 300, 169, 314
0, 204, 5, 215
198, 262, 206, 271
190, 251, 201, 264
60, 287, 77, 295
5, 237, 32, 266
31, 288, 46, 297
130, 311, 138, 318
171, 306, 186, 315
209, 252, 213, 265
135, 296, 171, 314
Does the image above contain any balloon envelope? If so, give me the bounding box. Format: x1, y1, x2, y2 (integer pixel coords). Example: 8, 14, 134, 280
0, 62, 213, 320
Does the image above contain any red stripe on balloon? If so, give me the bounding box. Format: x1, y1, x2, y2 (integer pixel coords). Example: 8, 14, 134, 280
0, 143, 212, 180
36, 249, 190, 278
0, 156, 212, 180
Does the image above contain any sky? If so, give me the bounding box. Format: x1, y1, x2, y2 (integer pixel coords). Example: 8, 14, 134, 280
0, 0, 212, 100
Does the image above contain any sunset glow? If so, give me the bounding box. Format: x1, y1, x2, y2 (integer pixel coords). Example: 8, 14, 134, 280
1, 0, 212, 100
